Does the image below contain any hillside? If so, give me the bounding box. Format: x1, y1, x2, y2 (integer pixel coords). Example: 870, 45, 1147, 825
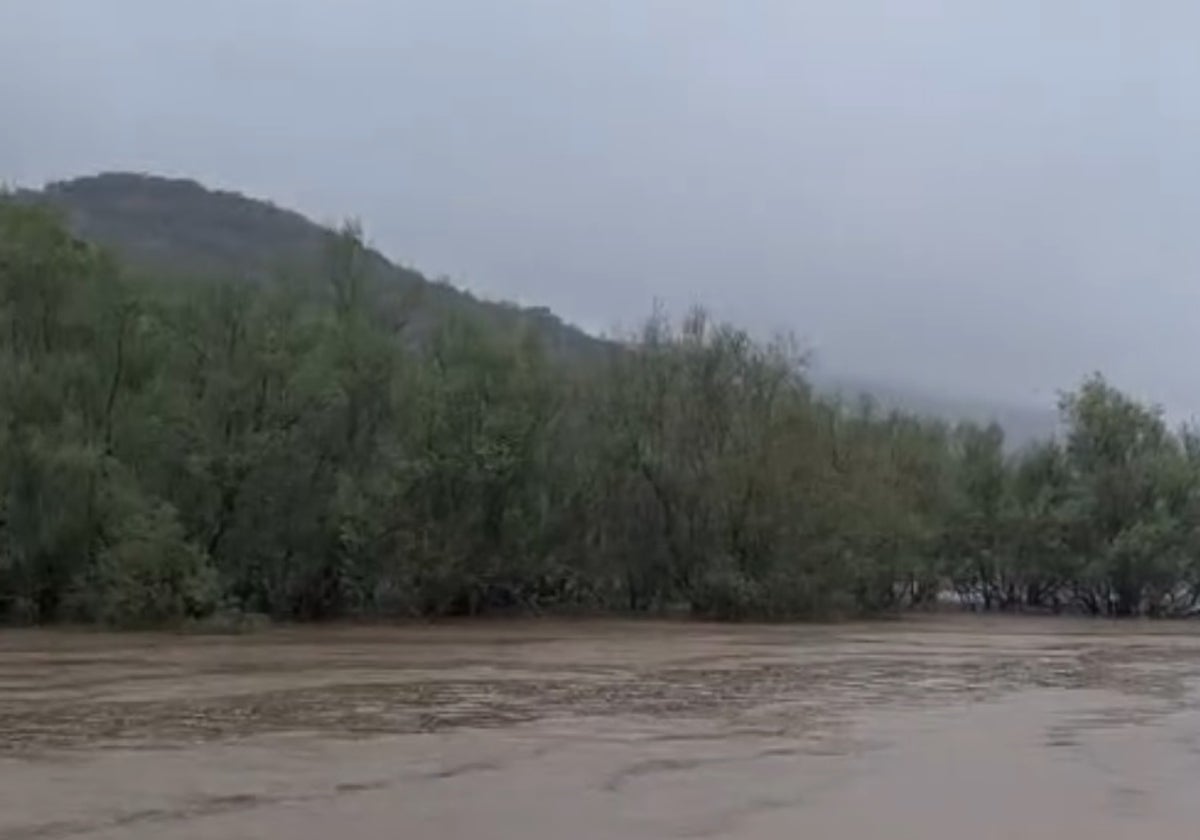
18, 173, 604, 359
18, 172, 1055, 441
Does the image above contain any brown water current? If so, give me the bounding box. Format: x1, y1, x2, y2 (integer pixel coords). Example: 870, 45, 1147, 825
3, 616, 1200, 838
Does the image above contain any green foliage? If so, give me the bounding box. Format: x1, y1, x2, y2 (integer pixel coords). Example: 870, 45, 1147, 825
76, 477, 218, 627
5, 200, 1200, 624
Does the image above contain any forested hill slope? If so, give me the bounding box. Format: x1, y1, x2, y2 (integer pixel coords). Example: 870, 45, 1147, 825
20, 172, 1053, 440
18, 172, 604, 359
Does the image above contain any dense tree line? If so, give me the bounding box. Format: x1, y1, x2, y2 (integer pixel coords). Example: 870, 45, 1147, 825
3, 201, 1200, 625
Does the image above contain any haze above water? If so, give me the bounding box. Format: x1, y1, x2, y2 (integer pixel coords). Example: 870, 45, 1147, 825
4, 619, 1200, 839
5, 1, 1200, 416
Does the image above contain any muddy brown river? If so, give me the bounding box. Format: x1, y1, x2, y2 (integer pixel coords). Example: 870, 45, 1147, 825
3, 617, 1200, 838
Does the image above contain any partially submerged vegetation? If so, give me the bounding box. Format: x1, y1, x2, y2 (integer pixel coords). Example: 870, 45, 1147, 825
3, 199, 1200, 625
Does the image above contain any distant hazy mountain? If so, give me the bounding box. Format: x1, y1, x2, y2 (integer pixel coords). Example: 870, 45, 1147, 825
18, 172, 1056, 445
810, 371, 1060, 448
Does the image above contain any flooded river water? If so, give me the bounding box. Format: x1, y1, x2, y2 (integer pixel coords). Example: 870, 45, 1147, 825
3, 617, 1200, 838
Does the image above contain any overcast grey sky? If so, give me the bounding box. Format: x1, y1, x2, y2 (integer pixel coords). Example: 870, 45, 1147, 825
3, 1, 1199, 413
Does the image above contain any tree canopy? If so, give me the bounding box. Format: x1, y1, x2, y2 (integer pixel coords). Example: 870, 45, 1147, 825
3, 200, 1199, 625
